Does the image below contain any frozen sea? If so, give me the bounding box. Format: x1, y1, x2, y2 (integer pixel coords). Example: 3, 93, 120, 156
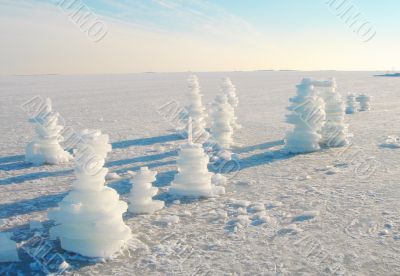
0, 71, 399, 275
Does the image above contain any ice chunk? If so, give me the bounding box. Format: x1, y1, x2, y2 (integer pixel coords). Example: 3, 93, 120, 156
230, 198, 251, 208
211, 174, 227, 186
248, 203, 265, 213
381, 136, 400, 149
105, 172, 121, 181
277, 224, 302, 235
157, 215, 180, 225
292, 211, 319, 222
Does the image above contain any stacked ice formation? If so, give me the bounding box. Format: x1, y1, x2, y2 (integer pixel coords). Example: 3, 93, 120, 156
25, 98, 72, 165
221, 77, 241, 130
356, 94, 371, 111
284, 78, 326, 153
210, 94, 234, 150
184, 75, 209, 143
319, 79, 350, 147
128, 167, 164, 214
345, 94, 358, 114
169, 119, 225, 197
49, 129, 131, 258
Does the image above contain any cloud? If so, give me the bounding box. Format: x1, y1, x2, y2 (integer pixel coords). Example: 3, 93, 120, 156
0, 0, 280, 74
96, 0, 269, 45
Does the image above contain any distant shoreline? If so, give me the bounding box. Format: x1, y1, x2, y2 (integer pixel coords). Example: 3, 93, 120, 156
374, 73, 400, 77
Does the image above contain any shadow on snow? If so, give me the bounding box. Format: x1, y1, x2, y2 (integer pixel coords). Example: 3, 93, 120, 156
106, 150, 178, 167
0, 170, 73, 186
234, 140, 284, 154
111, 133, 183, 149
0, 193, 68, 219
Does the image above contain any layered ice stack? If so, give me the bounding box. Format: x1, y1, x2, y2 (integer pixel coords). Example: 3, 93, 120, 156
210, 94, 234, 150
25, 98, 72, 165
184, 75, 209, 143
49, 129, 131, 258
221, 77, 241, 130
169, 120, 225, 198
319, 78, 350, 147
356, 94, 371, 111
284, 78, 326, 154
128, 167, 164, 214
345, 94, 358, 114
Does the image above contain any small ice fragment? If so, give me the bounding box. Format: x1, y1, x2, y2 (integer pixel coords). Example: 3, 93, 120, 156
235, 207, 247, 215
292, 211, 319, 222
216, 210, 228, 219
265, 201, 282, 209
277, 224, 301, 235
227, 215, 250, 227
380, 136, 400, 149
384, 223, 393, 229
248, 203, 265, 213
158, 215, 180, 225
230, 199, 251, 208
211, 173, 227, 186
379, 229, 389, 236
105, 172, 121, 181
218, 150, 232, 161
182, 210, 192, 217
59, 261, 70, 271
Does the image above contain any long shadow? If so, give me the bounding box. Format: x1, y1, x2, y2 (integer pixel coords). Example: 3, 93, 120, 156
0, 192, 68, 219
106, 150, 178, 167
0, 154, 35, 172
0, 150, 176, 186
235, 149, 295, 171
110, 162, 176, 195
0, 163, 176, 219
108, 178, 131, 195
154, 170, 177, 187
112, 133, 183, 149
0, 170, 72, 186
0, 154, 24, 164
0, 162, 35, 171
234, 140, 284, 154
114, 160, 176, 175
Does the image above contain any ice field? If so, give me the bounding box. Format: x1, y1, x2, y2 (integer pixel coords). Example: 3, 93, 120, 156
0, 71, 400, 275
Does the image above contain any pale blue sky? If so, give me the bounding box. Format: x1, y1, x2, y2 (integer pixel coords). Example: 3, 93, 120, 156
0, 0, 399, 74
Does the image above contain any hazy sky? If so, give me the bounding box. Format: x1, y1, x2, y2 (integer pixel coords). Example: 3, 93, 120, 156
1, 0, 399, 74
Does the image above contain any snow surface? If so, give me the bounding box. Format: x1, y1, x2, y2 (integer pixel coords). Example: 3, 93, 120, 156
0, 71, 399, 275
